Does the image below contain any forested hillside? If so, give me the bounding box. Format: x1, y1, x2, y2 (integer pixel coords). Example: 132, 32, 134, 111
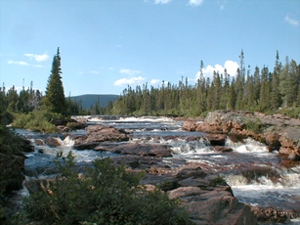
70, 94, 119, 109
111, 51, 300, 117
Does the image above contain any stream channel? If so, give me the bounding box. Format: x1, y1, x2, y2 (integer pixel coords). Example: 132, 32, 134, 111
17, 116, 300, 224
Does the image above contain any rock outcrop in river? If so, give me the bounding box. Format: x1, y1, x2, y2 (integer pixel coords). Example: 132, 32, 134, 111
13, 112, 300, 224
74, 125, 130, 150
183, 111, 300, 163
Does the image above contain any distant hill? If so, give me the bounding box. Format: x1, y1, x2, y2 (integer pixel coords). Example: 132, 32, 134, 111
70, 94, 119, 109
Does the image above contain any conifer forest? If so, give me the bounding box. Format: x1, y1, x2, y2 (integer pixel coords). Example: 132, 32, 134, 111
1, 50, 300, 119
111, 51, 300, 117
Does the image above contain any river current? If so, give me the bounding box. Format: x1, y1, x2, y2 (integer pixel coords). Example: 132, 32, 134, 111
19, 116, 300, 224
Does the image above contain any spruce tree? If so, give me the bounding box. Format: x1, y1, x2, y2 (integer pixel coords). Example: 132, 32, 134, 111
44, 48, 67, 114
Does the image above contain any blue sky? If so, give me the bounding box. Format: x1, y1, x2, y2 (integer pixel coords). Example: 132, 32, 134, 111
0, 0, 299, 96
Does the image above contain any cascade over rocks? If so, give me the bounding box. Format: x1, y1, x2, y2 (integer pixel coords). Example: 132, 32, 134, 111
183, 111, 300, 161
17, 114, 300, 224
95, 143, 172, 157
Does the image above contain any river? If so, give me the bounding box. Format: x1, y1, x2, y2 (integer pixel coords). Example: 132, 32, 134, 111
19, 116, 300, 224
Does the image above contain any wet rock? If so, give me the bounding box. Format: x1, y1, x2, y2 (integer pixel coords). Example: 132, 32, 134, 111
175, 163, 207, 180
264, 132, 281, 152
182, 120, 197, 131
251, 206, 299, 223
195, 122, 227, 133
108, 143, 172, 157
183, 111, 300, 160
74, 125, 130, 149
214, 146, 233, 152
168, 187, 257, 225
45, 137, 62, 147
204, 133, 227, 146
34, 139, 45, 146
279, 127, 300, 160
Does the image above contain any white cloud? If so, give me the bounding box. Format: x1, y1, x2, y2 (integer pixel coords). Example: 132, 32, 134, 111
120, 68, 141, 76
188, 0, 204, 6
114, 76, 146, 86
154, 0, 172, 4
24, 53, 49, 62
285, 15, 299, 26
224, 60, 239, 76
90, 70, 100, 75
150, 79, 161, 85
195, 60, 239, 80
8, 60, 46, 68
8, 60, 29, 66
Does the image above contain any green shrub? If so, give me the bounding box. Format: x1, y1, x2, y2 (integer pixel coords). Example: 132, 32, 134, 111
0, 125, 24, 156
20, 152, 192, 225
276, 107, 300, 119
12, 110, 67, 133
0, 124, 27, 223
244, 118, 263, 133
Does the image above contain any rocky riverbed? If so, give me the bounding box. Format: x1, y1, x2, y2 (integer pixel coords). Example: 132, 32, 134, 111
3, 112, 300, 224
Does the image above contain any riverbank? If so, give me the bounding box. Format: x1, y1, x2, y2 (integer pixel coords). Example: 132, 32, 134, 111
2, 112, 300, 224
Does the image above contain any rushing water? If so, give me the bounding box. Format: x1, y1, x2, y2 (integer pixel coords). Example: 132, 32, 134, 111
19, 116, 300, 224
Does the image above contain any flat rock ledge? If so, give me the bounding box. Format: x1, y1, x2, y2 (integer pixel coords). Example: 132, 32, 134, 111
74, 125, 130, 150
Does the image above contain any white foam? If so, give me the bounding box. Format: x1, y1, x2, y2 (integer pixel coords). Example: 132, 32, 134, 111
226, 137, 269, 154
119, 116, 174, 122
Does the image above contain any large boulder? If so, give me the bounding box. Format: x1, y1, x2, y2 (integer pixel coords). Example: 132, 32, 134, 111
101, 143, 172, 157
168, 187, 257, 225
74, 125, 130, 149
279, 127, 300, 160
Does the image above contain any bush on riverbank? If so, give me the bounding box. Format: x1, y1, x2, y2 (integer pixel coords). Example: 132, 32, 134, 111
10, 153, 192, 225
12, 110, 66, 133
0, 124, 29, 223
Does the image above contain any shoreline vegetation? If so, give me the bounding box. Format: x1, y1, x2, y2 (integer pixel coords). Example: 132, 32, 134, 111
1, 49, 299, 224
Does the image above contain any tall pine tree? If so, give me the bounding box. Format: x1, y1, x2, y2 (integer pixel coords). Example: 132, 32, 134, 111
43, 48, 67, 114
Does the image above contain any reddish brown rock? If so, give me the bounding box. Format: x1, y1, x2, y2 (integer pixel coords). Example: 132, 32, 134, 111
168, 187, 257, 225
214, 146, 233, 152
45, 137, 62, 147
108, 143, 172, 157
264, 133, 281, 152
204, 133, 227, 146
182, 120, 197, 131
182, 111, 300, 161
74, 125, 129, 149
251, 206, 299, 224
195, 122, 225, 133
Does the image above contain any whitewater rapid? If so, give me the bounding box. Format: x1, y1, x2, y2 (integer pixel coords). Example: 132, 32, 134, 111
21, 116, 300, 224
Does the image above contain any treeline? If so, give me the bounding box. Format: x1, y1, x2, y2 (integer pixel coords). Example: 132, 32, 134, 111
0, 84, 111, 126
111, 51, 300, 118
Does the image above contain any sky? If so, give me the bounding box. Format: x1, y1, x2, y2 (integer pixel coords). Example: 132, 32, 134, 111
0, 0, 299, 96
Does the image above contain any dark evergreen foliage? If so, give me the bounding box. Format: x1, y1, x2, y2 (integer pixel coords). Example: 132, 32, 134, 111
1, 50, 299, 119
111, 51, 300, 117
43, 48, 67, 114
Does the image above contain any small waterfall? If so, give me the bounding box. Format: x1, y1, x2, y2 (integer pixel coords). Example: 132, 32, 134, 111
14, 117, 300, 224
